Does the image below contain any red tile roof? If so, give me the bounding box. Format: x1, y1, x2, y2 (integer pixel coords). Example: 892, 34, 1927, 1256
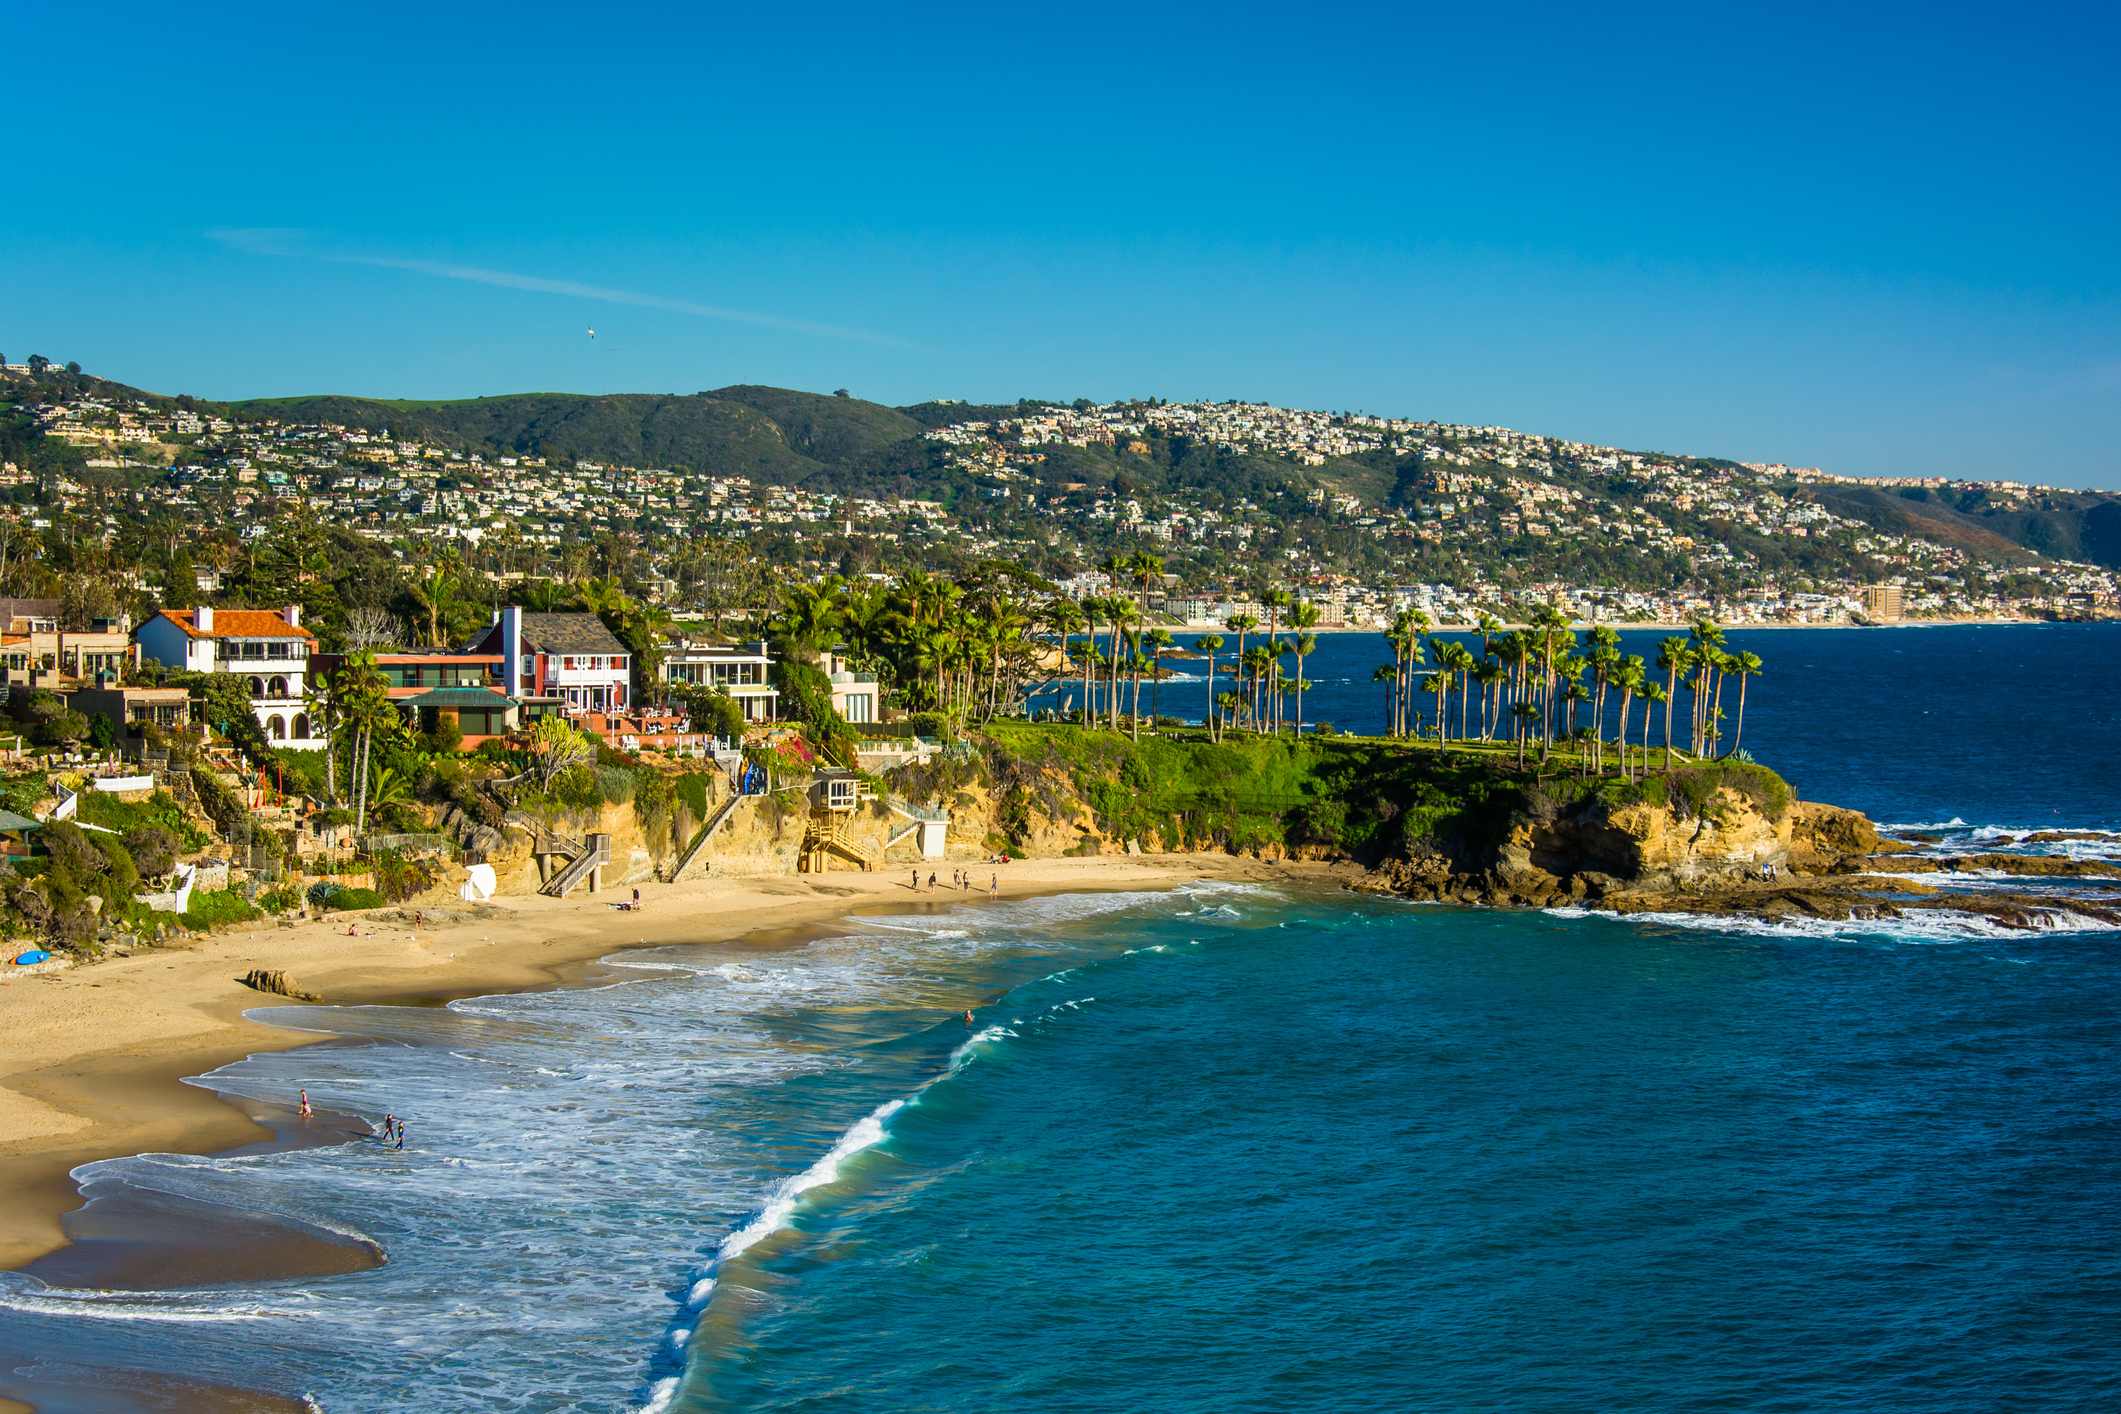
156, 609, 317, 641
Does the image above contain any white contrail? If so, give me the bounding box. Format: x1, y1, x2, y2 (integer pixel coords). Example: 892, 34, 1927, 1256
209, 228, 906, 346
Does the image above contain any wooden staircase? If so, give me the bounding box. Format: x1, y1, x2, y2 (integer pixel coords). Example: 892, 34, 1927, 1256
539, 833, 611, 898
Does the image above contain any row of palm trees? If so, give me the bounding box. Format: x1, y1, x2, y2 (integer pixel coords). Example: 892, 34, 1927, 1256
1367, 611, 1764, 778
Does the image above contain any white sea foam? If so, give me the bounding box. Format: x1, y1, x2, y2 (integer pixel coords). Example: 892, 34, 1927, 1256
0, 1285, 301, 1324
634, 1375, 680, 1414
716, 1099, 905, 1264
1547, 904, 2118, 942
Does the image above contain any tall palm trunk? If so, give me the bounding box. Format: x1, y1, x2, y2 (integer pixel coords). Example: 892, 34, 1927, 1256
1710, 667, 1728, 756
1733, 673, 1749, 757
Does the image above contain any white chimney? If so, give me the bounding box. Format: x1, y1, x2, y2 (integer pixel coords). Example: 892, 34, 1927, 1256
283, 604, 302, 628
195, 605, 214, 632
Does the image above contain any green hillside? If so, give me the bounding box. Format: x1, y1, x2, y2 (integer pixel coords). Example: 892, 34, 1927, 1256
1807, 484, 2121, 565
229, 387, 925, 486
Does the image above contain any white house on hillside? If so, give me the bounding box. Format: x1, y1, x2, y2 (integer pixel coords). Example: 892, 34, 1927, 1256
659, 633, 780, 721
135, 605, 327, 749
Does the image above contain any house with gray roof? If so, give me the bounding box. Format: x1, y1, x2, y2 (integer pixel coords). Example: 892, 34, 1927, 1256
472, 607, 633, 715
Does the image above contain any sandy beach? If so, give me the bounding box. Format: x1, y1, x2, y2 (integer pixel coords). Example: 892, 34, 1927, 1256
0, 851, 1340, 1274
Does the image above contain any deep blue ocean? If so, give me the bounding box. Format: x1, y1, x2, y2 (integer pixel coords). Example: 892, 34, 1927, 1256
2, 625, 2118, 1413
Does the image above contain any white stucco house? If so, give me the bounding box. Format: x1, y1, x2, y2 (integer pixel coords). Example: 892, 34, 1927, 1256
134, 605, 327, 749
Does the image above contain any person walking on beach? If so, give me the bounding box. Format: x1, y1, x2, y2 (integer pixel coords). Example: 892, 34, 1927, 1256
990, 874, 999, 901
928, 871, 937, 891
299, 1089, 312, 1117
910, 869, 919, 892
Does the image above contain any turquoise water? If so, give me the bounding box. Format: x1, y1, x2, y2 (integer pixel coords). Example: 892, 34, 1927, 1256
3, 625, 2119, 1412
678, 899, 2121, 1412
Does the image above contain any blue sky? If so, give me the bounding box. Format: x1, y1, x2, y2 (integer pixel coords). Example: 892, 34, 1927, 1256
7, 2, 2118, 487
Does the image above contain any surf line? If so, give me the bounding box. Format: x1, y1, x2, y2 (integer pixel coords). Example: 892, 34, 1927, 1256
637, 1024, 1014, 1412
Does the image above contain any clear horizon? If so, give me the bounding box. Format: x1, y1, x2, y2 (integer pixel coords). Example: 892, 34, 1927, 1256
6, 1, 2118, 489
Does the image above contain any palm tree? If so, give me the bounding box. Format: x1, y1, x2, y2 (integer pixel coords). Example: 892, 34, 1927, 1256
1655, 636, 1689, 767
1473, 657, 1506, 742
1288, 602, 1322, 734
1373, 664, 1396, 735
1224, 610, 1259, 727
1195, 635, 1224, 739
1529, 606, 1571, 750
1107, 597, 1141, 730
1043, 599, 1087, 718
1420, 672, 1447, 742
1217, 690, 1245, 735
1261, 587, 1291, 730
1145, 627, 1174, 723
1065, 641, 1097, 724
1584, 624, 1621, 771
1290, 632, 1319, 736
412, 566, 460, 647
1640, 682, 1668, 777
1513, 702, 1539, 769
1239, 645, 1275, 731
1129, 552, 1165, 621
1439, 641, 1478, 741
1612, 656, 1645, 781
1688, 620, 1727, 754
1729, 650, 1763, 758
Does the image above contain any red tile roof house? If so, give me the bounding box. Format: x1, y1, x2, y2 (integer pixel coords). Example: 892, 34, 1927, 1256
134, 605, 328, 749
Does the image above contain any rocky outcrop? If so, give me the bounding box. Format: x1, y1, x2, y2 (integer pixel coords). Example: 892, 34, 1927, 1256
1492, 788, 1791, 893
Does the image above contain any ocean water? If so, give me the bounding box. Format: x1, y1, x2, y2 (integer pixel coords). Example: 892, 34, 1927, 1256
2, 626, 2118, 1412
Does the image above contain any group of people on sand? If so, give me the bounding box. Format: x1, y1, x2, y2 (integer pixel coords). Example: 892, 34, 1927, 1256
913, 869, 1001, 900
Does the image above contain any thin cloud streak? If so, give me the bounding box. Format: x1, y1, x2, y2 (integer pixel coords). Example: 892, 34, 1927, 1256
209, 228, 910, 347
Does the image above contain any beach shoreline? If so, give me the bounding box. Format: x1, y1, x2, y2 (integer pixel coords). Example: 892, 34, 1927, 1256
0, 851, 1344, 1274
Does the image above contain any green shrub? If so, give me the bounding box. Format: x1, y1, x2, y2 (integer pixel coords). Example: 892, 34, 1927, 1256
306, 882, 385, 912
258, 885, 303, 914
672, 772, 714, 821
180, 887, 261, 930
594, 766, 637, 805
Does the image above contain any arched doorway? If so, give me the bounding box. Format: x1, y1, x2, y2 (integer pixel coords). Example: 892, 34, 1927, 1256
292, 713, 311, 740
268, 715, 286, 740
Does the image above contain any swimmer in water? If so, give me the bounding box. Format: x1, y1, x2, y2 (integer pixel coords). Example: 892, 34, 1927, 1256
964, 1009, 974, 1025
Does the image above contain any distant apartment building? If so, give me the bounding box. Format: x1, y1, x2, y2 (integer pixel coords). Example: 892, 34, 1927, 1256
135, 605, 326, 748
1863, 585, 1906, 621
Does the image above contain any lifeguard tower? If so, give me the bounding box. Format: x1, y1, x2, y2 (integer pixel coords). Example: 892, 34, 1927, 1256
798, 769, 879, 873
